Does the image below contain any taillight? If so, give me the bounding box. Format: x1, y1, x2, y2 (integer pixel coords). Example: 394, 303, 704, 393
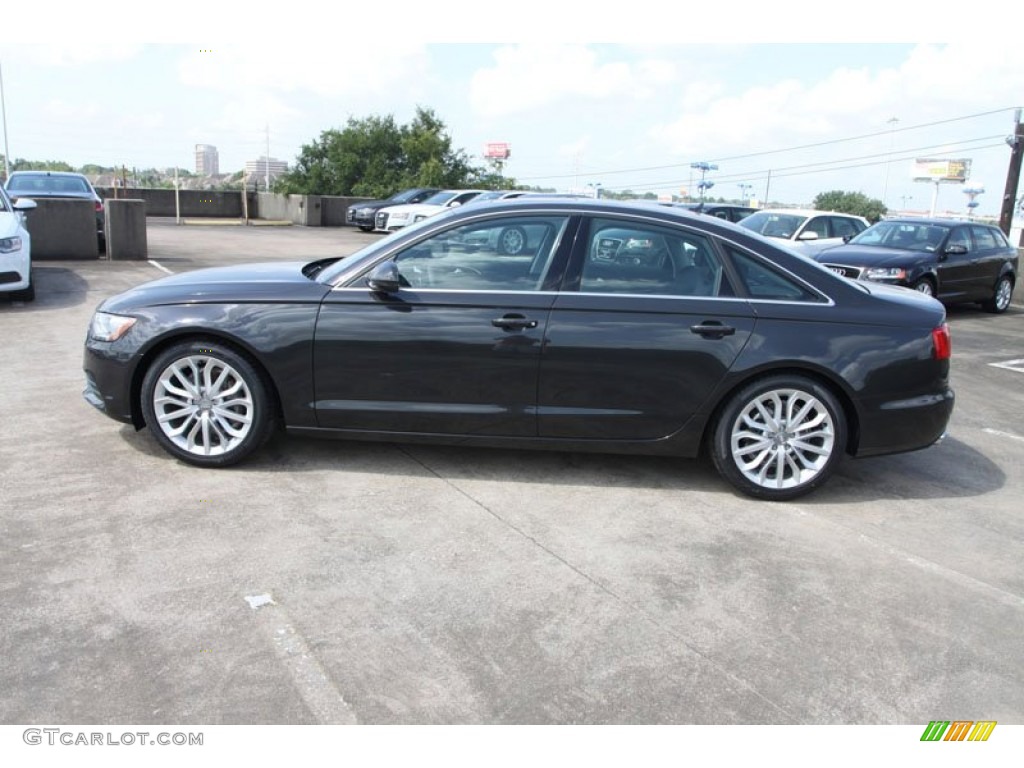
932, 323, 951, 360
95, 201, 104, 212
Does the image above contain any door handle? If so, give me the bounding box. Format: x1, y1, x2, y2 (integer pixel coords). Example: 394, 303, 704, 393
492, 314, 538, 331
690, 321, 736, 339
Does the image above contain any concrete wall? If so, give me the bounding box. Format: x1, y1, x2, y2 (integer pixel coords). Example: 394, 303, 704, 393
25, 199, 99, 259
96, 187, 255, 218
105, 200, 148, 260
256, 193, 322, 226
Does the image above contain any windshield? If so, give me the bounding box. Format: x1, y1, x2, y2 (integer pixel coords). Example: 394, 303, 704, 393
738, 212, 808, 239
419, 191, 458, 206
389, 188, 424, 204
849, 221, 949, 252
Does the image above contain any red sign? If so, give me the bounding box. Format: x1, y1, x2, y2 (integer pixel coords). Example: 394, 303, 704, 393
484, 142, 511, 160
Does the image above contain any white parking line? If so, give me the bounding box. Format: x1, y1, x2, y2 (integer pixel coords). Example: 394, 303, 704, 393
246, 594, 357, 724
989, 358, 1024, 373
148, 259, 174, 275
982, 428, 1024, 443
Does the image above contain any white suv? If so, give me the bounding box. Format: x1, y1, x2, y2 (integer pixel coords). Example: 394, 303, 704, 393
0, 184, 38, 302
738, 208, 869, 257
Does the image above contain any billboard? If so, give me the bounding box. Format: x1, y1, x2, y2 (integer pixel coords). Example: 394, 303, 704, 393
912, 158, 971, 183
484, 142, 511, 160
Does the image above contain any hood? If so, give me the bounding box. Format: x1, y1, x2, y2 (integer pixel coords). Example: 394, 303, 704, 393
816, 244, 934, 269
99, 261, 331, 313
381, 202, 445, 216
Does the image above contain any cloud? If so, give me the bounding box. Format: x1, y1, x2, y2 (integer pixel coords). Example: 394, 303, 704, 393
469, 44, 676, 118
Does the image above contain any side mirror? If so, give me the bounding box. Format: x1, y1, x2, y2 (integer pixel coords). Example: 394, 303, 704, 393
449, 201, 463, 208
797, 230, 819, 241
366, 261, 402, 293
842, 234, 853, 243
944, 244, 968, 255
13, 198, 37, 211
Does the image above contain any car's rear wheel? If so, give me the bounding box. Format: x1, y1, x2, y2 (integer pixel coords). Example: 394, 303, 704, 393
910, 277, 935, 297
497, 226, 527, 255
982, 274, 1013, 314
711, 375, 847, 501
141, 340, 274, 467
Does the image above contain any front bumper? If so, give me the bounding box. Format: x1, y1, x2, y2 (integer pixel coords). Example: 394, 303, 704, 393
83, 341, 140, 426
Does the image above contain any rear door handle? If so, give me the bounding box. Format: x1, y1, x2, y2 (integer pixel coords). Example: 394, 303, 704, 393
690, 321, 736, 339
492, 314, 538, 331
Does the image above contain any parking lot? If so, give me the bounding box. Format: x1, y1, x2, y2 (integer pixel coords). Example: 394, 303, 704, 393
2, 218, 1023, 725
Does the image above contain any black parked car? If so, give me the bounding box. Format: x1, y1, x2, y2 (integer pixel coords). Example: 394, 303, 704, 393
83, 199, 954, 500
815, 217, 1018, 313
5, 171, 105, 247
346, 188, 440, 231
665, 202, 759, 222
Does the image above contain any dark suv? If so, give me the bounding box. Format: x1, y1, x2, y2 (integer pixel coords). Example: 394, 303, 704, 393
5, 171, 105, 247
345, 188, 440, 231
815, 217, 1018, 313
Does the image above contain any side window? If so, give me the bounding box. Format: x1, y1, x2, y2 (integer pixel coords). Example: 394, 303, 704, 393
580, 218, 732, 297
388, 216, 569, 291
947, 227, 972, 252
970, 226, 998, 249
726, 246, 822, 302
803, 216, 830, 238
830, 217, 859, 239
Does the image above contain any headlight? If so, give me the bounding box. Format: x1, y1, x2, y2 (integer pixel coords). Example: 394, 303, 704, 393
863, 267, 907, 281
0, 236, 23, 253
90, 312, 137, 341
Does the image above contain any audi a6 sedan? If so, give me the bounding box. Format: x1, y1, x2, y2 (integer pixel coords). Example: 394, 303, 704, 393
815, 217, 1017, 313
83, 199, 954, 500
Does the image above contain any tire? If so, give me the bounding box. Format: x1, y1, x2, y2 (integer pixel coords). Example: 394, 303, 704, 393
358, 225, 374, 232
982, 274, 1013, 314
910, 277, 935, 297
710, 375, 847, 501
140, 339, 275, 467
497, 226, 528, 256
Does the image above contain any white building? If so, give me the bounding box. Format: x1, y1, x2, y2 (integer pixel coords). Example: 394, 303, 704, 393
195, 144, 219, 176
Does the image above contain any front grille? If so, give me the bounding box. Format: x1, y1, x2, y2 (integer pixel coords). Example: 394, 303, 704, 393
822, 264, 862, 279
375, 212, 388, 230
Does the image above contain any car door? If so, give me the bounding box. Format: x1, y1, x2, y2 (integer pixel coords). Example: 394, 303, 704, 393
313, 214, 575, 436
936, 225, 976, 300
969, 225, 1006, 298
537, 216, 756, 440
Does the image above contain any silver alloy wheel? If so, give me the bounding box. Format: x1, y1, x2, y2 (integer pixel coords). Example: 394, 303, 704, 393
152, 355, 255, 457
498, 227, 526, 255
730, 388, 836, 491
994, 277, 1012, 311
913, 280, 934, 296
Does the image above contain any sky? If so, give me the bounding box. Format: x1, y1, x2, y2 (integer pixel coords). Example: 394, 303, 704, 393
2, 3, 1022, 218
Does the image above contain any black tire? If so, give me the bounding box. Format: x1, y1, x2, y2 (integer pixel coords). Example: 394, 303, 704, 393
140, 339, 275, 467
982, 274, 1013, 314
358, 225, 374, 232
497, 226, 528, 256
910, 277, 936, 297
11, 279, 34, 302
710, 375, 847, 501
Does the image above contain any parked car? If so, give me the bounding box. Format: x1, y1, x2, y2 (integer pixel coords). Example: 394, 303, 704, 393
374, 189, 486, 233
815, 217, 1018, 313
738, 208, 868, 256
0, 184, 38, 301
83, 199, 955, 500
345, 188, 440, 231
665, 202, 759, 222
5, 171, 105, 247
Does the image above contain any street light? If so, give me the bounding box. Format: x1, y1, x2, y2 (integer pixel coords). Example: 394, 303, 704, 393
738, 183, 753, 203
690, 162, 718, 211
963, 184, 985, 220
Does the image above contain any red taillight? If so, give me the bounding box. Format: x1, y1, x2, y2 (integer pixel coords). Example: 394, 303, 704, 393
95, 201, 104, 212
932, 323, 951, 360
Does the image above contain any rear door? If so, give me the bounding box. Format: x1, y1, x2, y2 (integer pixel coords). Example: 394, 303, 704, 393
537, 216, 756, 440
936, 225, 976, 300
969, 225, 1007, 298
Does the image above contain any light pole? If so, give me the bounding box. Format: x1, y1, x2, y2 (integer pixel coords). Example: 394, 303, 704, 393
690, 162, 718, 211
738, 183, 753, 203
0, 61, 10, 182
962, 184, 984, 220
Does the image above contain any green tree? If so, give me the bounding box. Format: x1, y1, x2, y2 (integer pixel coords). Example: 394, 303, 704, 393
277, 107, 508, 196
813, 190, 888, 223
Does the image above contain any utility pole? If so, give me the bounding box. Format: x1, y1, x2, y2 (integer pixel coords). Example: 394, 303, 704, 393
265, 124, 271, 192
882, 116, 899, 206
0, 61, 10, 182
998, 109, 1023, 238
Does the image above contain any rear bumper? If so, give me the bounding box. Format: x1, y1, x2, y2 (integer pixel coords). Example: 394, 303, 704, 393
855, 388, 955, 457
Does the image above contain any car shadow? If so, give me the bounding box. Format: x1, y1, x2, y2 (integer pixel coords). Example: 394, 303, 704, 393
0, 266, 91, 311
118, 426, 1002, 504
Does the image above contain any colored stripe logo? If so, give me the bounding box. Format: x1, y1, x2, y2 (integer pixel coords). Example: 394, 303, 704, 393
921, 721, 996, 741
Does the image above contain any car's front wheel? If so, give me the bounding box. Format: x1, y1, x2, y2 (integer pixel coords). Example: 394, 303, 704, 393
910, 277, 936, 297
710, 375, 847, 501
982, 274, 1013, 314
141, 340, 275, 467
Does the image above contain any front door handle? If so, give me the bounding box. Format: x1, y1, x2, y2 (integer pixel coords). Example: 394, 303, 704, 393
690, 321, 736, 339
492, 314, 538, 331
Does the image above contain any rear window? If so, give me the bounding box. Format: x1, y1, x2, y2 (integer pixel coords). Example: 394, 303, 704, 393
8, 174, 91, 194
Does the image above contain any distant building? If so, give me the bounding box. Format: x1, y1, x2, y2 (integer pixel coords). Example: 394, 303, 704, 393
195, 144, 219, 176
245, 156, 289, 185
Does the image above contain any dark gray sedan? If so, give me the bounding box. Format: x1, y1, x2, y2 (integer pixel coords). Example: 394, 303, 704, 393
84, 199, 954, 500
